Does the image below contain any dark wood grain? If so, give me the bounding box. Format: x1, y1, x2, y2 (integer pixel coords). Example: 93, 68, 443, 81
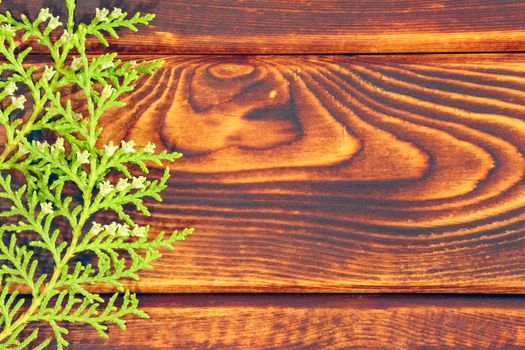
2, 1, 525, 54
6, 54, 525, 293
33, 294, 525, 349
5, 2, 525, 347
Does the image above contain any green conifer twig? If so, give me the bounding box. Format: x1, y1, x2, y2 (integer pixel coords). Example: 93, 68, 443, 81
0, 2, 192, 348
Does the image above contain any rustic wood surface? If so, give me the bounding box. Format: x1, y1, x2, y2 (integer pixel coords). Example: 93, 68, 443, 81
103, 54, 525, 293
34, 294, 525, 349
3, 1, 525, 348
2, 1, 525, 54
4, 54, 525, 293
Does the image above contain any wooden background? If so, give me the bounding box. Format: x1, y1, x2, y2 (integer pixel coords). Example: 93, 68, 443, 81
3, 0, 525, 349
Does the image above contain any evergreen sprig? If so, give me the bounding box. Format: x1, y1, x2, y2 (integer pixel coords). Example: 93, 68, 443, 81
0, 2, 192, 348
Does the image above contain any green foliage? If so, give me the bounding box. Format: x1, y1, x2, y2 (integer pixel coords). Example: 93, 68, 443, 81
0, 2, 192, 348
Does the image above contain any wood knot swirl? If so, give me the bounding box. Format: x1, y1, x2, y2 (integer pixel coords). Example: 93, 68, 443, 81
207, 62, 256, 80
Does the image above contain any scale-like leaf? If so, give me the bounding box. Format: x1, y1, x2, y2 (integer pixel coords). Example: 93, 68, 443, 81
0, 2, 192, 348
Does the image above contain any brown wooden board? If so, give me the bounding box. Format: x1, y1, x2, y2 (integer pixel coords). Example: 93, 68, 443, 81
4, 54, 525, 293
32, 294, 525, 349
4, 1, 525, 348
2, 1, 525, 54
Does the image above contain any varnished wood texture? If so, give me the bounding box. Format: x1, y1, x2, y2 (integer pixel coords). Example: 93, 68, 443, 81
36, 294, 525, 349
2, 1, 525, 54
5, 2, 525, 348
5, 54, 525, 293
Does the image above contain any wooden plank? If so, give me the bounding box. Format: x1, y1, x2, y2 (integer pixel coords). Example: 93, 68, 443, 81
6, 54, 525, 293
2, 1, 525, 54
33, 294, 525, 349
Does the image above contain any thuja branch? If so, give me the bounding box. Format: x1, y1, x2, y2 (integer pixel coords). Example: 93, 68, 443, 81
0, 2, 192, 348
